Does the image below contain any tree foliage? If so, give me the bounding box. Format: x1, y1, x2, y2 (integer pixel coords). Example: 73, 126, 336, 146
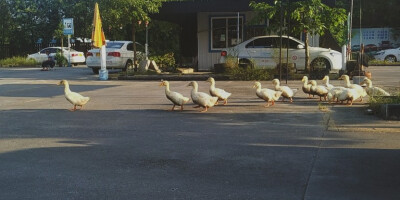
99, 0, 165, 66
0, 0, 170, 58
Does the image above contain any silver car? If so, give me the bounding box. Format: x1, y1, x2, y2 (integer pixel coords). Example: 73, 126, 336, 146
86, 41, 143, 74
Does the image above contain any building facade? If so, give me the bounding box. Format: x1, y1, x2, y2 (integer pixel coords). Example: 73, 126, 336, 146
157, 0, 324, 71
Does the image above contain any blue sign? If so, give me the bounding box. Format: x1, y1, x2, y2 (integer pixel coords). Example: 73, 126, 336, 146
63, 18, 74, 35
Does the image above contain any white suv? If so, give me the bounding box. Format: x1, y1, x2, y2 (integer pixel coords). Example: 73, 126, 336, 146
86, 41, 143, 74
219, 35, 342, 73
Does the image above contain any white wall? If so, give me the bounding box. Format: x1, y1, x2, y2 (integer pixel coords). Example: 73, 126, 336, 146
197, 12, 252, 71
351, 28, 400, 47
197, 12, 220, 71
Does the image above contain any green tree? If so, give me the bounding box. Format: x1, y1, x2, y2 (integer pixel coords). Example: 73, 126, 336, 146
0, 0, 12, 45
99, 0, 165, 68
250, 0, 347, 71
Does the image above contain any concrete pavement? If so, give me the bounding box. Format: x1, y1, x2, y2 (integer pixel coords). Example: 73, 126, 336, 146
0, 66, 399, 199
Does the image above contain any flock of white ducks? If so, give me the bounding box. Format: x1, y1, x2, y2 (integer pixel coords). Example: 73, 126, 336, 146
56, 74, 391, 112
304, 75, 390, 106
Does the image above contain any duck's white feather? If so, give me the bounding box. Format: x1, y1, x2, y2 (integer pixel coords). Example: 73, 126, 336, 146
327, 86, 346, 103
253, 82, 282, 106
207, 77, 232, 100
309, 80, 328, 100
272, 79, 296, 100
301, 76, 312, 96
161, 81, 190, 106
361, 77, 390, 96
188, 81, 218, 109
322, 75, 334, 89
337, 88, 361, 105
65, 91, 90, 106
167, 91, 190, 106
340, 75, 367, 98
59, 80, 90, 106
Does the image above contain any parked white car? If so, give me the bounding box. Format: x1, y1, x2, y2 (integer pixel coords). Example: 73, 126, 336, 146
219, 35, 342, 73
27, 47, 86, 65
86, 41, 143, 74
373, 47, 400, 62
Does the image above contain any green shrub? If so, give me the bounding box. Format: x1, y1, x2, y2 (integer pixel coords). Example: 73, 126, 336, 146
227, 67, 274, 81
225, 56, 239, 69
150, 52, 176, 72
0, 56, 39, 67
368, 59, 400, 65
369, 93, 400, 112
55, 52, 68, 67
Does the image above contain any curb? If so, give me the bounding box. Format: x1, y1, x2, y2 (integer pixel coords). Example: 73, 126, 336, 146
323, 106, 400, 133
116, 74, 231, 81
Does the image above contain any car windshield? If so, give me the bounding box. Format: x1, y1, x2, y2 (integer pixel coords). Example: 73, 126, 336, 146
106, 42, 124, 49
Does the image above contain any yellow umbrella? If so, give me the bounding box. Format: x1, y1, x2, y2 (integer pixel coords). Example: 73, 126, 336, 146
91, 3, 106, 48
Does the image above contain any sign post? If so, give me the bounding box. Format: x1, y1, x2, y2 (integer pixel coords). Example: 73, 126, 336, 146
63, 18, 74, 67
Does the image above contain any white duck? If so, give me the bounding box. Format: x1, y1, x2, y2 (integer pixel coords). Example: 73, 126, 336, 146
336, 88, 362, 106
187, 81, 218, 112
206, 77, 232, 105
253, 82, 282, 107
361, 77, 390, 97
309, 80, 329, 101
57, 80, 90, 111
326, 86, 346, 103
272, 79, 297, 102
301, 76, 313, 98
339, 75, 367, 101
160, 80, 190, 111
322, 75, 334, 89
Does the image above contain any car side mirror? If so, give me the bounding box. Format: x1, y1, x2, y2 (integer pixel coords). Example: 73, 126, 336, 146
297, 44, 304, 49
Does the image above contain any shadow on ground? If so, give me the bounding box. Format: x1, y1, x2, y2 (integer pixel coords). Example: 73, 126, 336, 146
1, 108, 400, 199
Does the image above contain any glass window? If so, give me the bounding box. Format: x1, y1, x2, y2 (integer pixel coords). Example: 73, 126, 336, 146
211, 16, 243, 50
127, 43, 133, 51
377, 30, 388, 40
40, 48, 48, 54
106, 42, 124, 49
280, 38, 300, 48
362, 30, 375, 40
246, 38, 276, 48
49, 48, 58, 53
212, 19, 226, 49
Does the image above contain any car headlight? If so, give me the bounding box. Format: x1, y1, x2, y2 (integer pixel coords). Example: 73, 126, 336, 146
329, 52, 340, 57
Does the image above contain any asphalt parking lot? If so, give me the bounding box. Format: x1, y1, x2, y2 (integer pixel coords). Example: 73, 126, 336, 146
0, 66, 399, 199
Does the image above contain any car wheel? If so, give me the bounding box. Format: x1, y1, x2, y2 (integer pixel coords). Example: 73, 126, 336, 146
92, 68, 99, 74
384, 55, 397, 63
123, 60, 134, 72
239, 59, 254, 69
310, 58, 330, 79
